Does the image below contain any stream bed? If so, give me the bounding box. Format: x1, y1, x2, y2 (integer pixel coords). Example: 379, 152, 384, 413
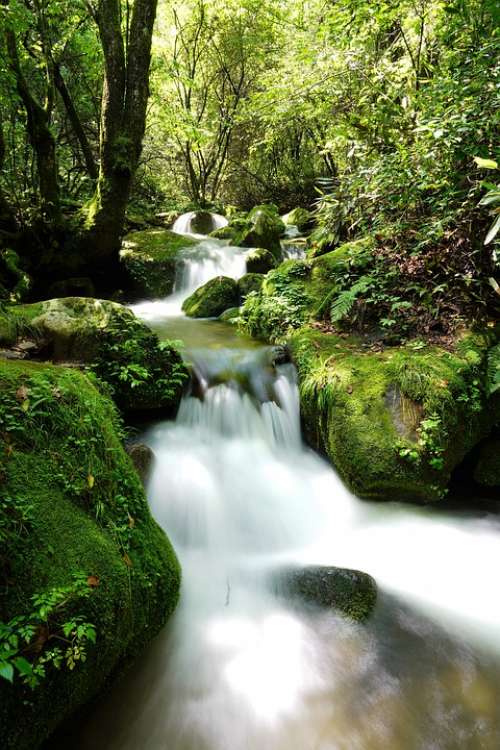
56, 224, 500, 750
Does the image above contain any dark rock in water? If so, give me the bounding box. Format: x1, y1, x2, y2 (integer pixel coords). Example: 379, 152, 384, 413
127, 442, 154, 485
48, 276, 95, 299
270, 345, 290, 366
271, 565, 377, 621
190, 210, 219, 234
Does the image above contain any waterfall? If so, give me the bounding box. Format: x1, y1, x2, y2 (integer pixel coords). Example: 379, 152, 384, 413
131, 238, 248, 320
68, 237, 500, 750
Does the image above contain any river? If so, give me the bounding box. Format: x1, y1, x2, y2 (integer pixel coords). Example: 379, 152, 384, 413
57, 217, 500, 750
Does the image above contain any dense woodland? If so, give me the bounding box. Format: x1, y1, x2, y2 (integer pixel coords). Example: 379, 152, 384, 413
0, 1, 499, 748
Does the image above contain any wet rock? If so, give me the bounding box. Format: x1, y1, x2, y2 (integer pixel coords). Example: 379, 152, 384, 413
271, 565, 377, 621
182, 276, 239, 318
246, 248, 278, 274
239, 205, 285, 258
270, 345, 290, 366
281, 207, 312, 233
127, 442, 155, 485
120, 229, 198, 299
219, 307, 241, 322
189, 210, 220, 234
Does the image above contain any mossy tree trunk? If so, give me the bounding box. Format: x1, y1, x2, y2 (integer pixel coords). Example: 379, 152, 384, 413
84, 0, 158, 264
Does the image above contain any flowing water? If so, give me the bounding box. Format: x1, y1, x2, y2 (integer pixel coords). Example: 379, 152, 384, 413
59, 217, 500, 750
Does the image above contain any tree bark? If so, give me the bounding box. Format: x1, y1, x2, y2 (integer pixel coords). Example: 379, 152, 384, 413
84, 0, 158, 263
0, 118, 17, 232
4, 22, 61, 225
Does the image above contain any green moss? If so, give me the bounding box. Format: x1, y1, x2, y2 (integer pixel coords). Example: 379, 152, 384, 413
290, 327, 499, 502
182, 276, 239, 318
0, 360, 180, 749
1, 300, 188, 414
120, 229, 198, 298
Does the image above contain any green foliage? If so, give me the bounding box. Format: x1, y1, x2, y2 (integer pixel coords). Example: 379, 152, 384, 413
0, 573, 96, 689
90, 314, 188, 411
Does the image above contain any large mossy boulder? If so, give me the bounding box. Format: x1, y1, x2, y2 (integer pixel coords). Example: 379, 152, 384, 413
120, 229, 198, 299
0, 360, 180, 749
239, 205, 285, 258
290, 327, 500, 502
271, 566, 377, 621
182, 276, 239, 318
1, 299, 188, 414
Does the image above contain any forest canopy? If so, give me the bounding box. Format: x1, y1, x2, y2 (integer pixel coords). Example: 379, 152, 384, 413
0, 0, 498, 319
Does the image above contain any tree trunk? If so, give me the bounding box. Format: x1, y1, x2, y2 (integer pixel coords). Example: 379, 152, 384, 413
0, 118, 17, 232
84, 0, 158, 263
4, 23, 61, 225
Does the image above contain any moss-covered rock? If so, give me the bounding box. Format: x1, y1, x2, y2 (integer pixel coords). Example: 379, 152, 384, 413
473, 439, 500, 487
120, 229, 198, 299
0, 360, 180, 749
238, 273, 264, 301
219, 306, 241, 322
239, 205, 285, 258
182, 276, 239, 318
290, 327, 500, 502
1, 299, 188, 414
245, 248, 278, 274
271, 565, 377, 621
209, 224, 237, 241
282, 207, 312, 233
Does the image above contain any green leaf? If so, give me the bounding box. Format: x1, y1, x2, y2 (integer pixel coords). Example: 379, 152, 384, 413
0, 662, 14, 683
485, 213, 500, 245
474, 156, 498, 170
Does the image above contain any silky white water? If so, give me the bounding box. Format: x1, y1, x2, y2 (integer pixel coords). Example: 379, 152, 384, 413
60, 217, 500, 750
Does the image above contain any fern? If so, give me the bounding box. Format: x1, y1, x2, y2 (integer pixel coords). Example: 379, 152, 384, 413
329, 276, 372, 323
486, 343, 500, 396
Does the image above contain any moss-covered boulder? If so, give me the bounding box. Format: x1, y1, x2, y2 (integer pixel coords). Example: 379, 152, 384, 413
473, 438, 500, 487
239, 205, 285, 258
290, 327, 500, 502
1, 299, 188, 414
0, 360, 180, 749
182, 276, 239, 318
246, 248, 278, 274
209, 224, 237, 241
282, 207, 312, 233
238, 272, 264, 301
219, 306, 240, 322
271, 566, 377, 621
120, 229, 198, 299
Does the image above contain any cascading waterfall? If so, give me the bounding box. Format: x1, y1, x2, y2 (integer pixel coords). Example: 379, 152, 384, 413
64, 212, 500, 750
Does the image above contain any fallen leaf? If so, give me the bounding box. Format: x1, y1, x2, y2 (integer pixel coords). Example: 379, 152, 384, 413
87, 575, 100, 588
123, 553, 132, 568
346, 385, 353, 394
127, 513, 135, 529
